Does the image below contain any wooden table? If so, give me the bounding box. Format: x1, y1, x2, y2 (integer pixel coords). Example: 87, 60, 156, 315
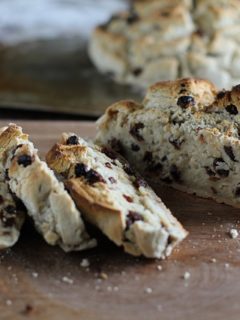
0, 120, 240, 320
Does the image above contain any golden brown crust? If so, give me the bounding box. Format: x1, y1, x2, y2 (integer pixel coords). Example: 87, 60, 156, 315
97, 100, 143, 132
66, 179, 124, 246
148, 77, 216, 93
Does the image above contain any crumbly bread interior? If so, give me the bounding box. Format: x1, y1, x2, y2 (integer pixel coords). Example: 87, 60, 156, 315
96, 78, 240, 208
0, 125, 25, 249
0, 124, 96, 252
46, 134, 187, 258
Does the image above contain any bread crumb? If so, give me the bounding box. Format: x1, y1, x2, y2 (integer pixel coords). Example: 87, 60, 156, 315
80, 259, 90, 268
157, 265, 162, 271
225, 263, 230, 269
182, 271, 191, 280
6, 300, 12, 306
99, 272, 108, 280
210, 258, 216, 263
144, 287, 153, 294
32, 272, 38, 278
62, 276, 74, 285
229, 229, 238, 239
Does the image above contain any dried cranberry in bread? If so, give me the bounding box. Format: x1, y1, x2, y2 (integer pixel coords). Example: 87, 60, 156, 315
46, 134, 187, 259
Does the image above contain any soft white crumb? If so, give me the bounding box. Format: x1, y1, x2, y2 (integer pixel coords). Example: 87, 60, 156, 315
210, 258, 216, 263
157, 265, 162, 271
6, 300, 12, 306
225, 263, 230, 269
62, 276, 74, 285
80, 259, 90, 268
32, 272, 38, 278
182, 271, 191, 280
229, 229, 238, 239
144, 287, 153, 294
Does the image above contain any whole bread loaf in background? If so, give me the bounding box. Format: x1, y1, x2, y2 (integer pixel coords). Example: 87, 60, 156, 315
89, 0, 240, 89
96, 78, 240, 208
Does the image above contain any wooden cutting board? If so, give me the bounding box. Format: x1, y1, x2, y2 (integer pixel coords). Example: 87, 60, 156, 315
0, 120, 240, 320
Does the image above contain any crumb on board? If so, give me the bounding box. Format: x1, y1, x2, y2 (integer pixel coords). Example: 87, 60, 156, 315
210, 258, 216, 263
32, 272, 38, 278
6, 300, 12, 306
229, 229, 238, 239
99, 272, 108, 280
144, 287, 153, 294
107, 286, 119, 292
182, 272, 191, 280
62, 276, 74, 285
225, 263, 230, 269
80, 259, 90, 268
157, 265, 162, 271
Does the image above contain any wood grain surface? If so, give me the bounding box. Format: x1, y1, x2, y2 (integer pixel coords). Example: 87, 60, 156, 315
0, 120, 240, 320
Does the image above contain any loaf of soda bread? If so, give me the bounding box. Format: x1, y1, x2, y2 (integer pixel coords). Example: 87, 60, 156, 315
96, 78, 240, 208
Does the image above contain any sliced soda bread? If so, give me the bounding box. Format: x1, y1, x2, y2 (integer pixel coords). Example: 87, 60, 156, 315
96, 78, 240, 208
0, 124, 96, 252
46, 134, 187, 259
0, 126, 25, 249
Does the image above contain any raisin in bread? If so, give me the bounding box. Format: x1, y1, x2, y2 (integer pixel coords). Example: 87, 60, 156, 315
0, 124, 96, 252
89, 0, 240, 89
96, 78, 240, 208
46, 134, 187, 259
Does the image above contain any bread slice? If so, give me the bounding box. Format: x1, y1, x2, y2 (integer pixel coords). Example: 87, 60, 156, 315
0, 124, 96, 252
46, 134, 187, 259
0, 181, 25, 249
96, 78, 240, 208
0, 126, 25, 249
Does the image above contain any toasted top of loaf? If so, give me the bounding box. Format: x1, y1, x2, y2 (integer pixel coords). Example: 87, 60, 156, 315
46, 134, 187, 258
97, 79, 240, 142
144, 78, 218, 110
